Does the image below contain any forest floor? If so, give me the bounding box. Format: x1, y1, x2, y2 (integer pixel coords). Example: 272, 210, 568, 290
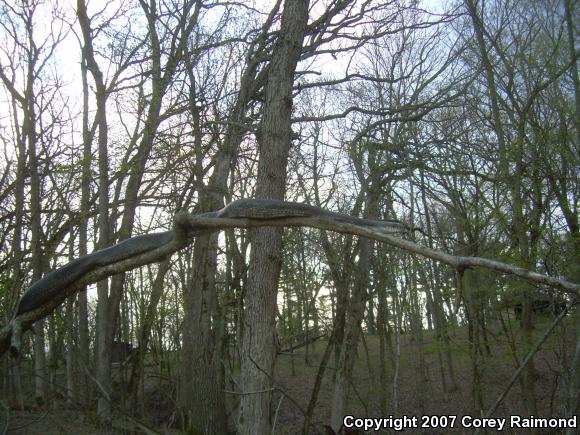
272, 315, 577, 434
3, 314, 578, 434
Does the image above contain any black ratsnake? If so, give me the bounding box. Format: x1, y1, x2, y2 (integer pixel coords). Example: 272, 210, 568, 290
16, 199, 405, 315
16, 232, 175, 315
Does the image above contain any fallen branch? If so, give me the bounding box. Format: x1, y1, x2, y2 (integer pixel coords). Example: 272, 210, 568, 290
474, 304, 571, 435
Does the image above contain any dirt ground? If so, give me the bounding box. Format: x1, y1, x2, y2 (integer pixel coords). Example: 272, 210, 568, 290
271, 316, 577, 434
2, 316, 577, 434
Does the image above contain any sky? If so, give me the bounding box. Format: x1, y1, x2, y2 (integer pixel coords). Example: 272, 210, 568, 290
1, 0, 449, 320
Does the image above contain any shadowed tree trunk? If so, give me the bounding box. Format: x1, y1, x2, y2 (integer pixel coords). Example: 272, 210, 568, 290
22, 2, 46, 404
238, 1, 310, 433
179, 8, 275, 429
77, 0, 112, 421
77, 53, 92, 405
330, 176, 377, 429
330, 233, 371, 431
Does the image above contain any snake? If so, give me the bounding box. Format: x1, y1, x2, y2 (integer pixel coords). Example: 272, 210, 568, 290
16, 232, 174, 315
213, 198, 402, 228
16, 198, 405, 315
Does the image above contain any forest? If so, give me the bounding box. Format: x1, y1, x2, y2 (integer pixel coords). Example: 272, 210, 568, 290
0, 0, 578, 434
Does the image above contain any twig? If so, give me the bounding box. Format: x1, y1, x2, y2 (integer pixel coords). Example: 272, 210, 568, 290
271, 394, 284, 435
474, 304, 570, 435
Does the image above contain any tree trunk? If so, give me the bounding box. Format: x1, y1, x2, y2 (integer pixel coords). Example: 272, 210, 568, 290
182, 231, 227, 434
330, 245, 369, 431
8, 109, 26, 410
77, 0, 113, 421
330, 190, 376, 430
238, 2, 309, 433
129, 260, 170, 408
78, 54, 92, 405
179, 14, 269, 429
24, 22, 46, 404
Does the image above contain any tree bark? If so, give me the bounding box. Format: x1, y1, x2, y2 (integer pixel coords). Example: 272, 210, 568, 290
77, 0, 112, 421
238, 1, 310, 433
179, 8, 273, 428
78, 53, 92, 405
22, 8, 47, 403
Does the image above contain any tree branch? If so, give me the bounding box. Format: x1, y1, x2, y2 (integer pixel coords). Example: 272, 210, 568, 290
1, 204, 577, 358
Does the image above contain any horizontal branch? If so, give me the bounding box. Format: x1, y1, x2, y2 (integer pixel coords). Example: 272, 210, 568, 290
181, 214, 579, 295
1, 208, 577, 358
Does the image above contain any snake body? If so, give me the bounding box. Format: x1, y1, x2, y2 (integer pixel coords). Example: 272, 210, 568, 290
16, 199, 404, 315
217, 198, 404, 228
16, 232, 173, 315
